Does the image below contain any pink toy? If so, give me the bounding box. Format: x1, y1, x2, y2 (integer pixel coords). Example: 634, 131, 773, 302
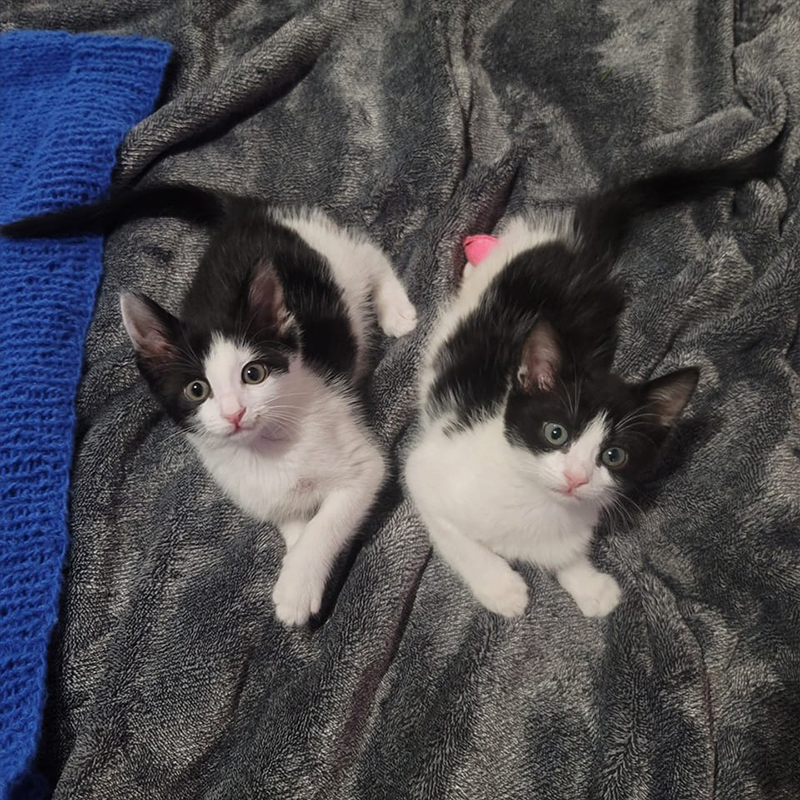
463, 234, 499, 267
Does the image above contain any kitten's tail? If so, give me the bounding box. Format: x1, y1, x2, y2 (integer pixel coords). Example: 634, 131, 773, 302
0, 183, 229, 239
574, 140, 780, 260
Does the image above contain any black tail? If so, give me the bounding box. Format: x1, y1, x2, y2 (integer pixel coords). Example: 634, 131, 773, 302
574, 141, 780, 260
1, 183, 230, 239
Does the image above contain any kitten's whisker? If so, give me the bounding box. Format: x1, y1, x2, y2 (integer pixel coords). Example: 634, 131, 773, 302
603, 495, 633, 530
261, 406, 305, 417
619, 493, 646, 518
263, 391, 311, 401
615, 409, 662, 431
556, 375, 575, 420
618, 429, 659, 446
605, 488, 645, 529
260, 402, 304, 415
160, 429, 190, 446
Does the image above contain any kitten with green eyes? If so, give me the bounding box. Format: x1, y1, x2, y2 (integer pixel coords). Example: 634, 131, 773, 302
405, 146, 777, 618
2, 184, 418, 626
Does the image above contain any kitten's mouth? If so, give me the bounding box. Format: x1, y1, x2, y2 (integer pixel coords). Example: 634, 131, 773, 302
227, 424, 253, 437
223, 422, 292, 444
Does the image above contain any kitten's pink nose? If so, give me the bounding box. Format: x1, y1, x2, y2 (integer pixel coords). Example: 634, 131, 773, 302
224, 408, 245, 428
564, 469, 589, 491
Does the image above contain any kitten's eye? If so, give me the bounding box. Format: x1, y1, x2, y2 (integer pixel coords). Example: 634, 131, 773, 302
184, 380, 210, 402
543, 422, 570, 447
601, 446, 628, 469
242, 362, 268, 384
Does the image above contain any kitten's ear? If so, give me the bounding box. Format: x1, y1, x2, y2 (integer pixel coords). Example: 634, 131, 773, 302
248, 264, 292, 335
642, 367, 699, 426
120, 292, 179, 359
518, 320, 562, 392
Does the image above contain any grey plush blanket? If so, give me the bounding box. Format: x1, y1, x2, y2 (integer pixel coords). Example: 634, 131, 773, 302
4, 1, 799, 798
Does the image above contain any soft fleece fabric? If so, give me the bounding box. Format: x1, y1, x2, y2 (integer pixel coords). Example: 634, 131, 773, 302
0, 31, 170, 799
0, 2, 798, 799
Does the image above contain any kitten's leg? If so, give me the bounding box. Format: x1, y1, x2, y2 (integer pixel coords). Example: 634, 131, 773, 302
358, 241, 417, 337
556, 557, 621, 618
277, 519, 306, 551
271, 448, 385, 626
276, 209, 416, 337
427, 517, 529, 617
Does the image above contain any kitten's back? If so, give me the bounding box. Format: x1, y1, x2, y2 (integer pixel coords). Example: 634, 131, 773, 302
422, 140, 780, 424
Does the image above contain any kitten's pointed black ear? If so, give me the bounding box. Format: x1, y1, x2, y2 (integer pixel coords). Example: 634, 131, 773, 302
642, 367, 700, 426
518, 320, 562, 392
120, 292, 179, 359
248, 264, 292, 335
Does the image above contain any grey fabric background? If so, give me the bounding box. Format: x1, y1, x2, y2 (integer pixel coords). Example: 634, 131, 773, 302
2, 1, 799, 798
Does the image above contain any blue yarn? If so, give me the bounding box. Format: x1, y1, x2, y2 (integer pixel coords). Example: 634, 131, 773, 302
0, 31, 171, 799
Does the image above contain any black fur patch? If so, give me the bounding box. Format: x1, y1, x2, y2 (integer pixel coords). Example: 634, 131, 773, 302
0, 183, 360, 405
427, 146, 776, 482
182, 201, 357, 382
428, 242, 625, 428
134, 321, 213, 428
504, 374, 674, 488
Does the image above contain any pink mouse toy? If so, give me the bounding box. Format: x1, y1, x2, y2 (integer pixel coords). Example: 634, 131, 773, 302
463, 234, 499, 267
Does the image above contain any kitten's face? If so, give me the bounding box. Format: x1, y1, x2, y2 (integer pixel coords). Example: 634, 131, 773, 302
120, 266, 302, 445
187, 335, 297, 443
505, 320, 698, 509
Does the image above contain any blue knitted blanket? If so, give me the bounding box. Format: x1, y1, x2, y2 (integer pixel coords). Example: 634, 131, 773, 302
0, 31, 170, 799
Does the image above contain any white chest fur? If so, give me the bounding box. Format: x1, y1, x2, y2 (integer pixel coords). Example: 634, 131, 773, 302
406, 415, 621, 619
406, 417, 598, 569
194, 436, 323, 523
190, 388, 363, 525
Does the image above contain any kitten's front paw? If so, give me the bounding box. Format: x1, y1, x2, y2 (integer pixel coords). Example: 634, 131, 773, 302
375, 286, 418, 337
569, 572, 621, 618
474, 567, 529, 618
272, 561, 324, 626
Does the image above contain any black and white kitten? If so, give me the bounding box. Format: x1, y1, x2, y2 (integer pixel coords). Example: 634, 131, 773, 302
3, 186, 418, 625
405, 146, 777, 619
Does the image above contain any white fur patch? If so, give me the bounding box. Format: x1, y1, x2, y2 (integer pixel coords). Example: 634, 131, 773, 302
191, 337, 387, 627
275, 208, 416, 376
183, 209, 415, 626
405, 410, 621, 619
197, 337, 256, 434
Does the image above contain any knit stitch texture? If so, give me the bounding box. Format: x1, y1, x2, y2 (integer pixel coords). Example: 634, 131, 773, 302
0, 30, 170, 799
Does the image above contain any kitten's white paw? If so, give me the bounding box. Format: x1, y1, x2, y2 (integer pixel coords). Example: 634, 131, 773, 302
375, 285, 418, 337
272, 561, 324, 626
474, 567, 529, 618
568, 572, 621, 618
